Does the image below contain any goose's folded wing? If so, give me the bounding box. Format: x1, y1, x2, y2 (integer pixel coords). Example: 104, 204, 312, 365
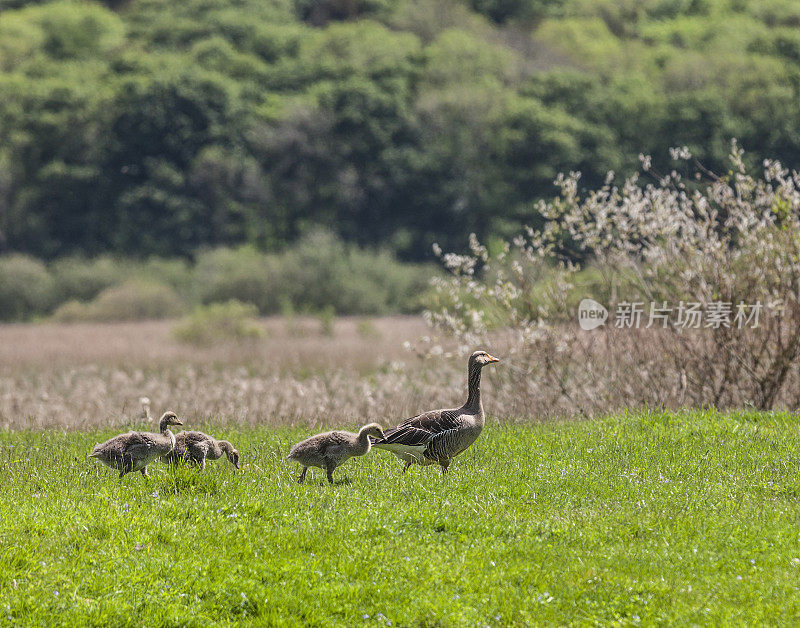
375, 410, 460, 446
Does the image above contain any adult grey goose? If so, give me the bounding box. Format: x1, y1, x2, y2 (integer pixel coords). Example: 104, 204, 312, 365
89, 411, 183, 478
163, 431, 240, 470
372, 350, 500, 474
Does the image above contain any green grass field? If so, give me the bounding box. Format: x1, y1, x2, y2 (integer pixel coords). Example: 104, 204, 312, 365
2, 409, 800, 626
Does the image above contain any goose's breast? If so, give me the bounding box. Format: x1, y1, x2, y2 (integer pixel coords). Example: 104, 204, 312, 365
429, 421, 483, 460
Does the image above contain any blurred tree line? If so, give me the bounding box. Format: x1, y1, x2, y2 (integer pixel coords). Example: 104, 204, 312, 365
0, 230, 434, 320
1, 0, 800, 261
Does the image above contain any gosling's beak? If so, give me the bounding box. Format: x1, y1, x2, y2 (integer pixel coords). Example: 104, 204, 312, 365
487, 355, 500, 363
174, 419, 183, 426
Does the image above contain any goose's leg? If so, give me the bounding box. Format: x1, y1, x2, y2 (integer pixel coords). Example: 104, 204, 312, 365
325, 460, 336, 484
298, 467, 308, 483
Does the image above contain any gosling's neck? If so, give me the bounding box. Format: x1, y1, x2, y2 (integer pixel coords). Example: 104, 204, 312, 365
159, 420, 177, 449
355, 429, 373, 455
218, 440, 239, 466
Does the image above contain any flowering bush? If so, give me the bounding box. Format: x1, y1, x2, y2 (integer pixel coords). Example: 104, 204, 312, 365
425, 142, 800, 415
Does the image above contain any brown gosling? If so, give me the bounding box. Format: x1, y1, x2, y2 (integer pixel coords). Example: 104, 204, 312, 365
372, 350, 500, 474
88, 411, 183, 478
287, 422, 385, 484
162, 431, 240, 470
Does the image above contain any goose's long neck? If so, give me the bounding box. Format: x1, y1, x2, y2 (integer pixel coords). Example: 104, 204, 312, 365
464, 362, 483, 411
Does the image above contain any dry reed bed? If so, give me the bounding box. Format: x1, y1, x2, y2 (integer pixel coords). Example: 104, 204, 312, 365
0, 316, 426, 370
9, 317, 795, 430
0, 316, 475, 430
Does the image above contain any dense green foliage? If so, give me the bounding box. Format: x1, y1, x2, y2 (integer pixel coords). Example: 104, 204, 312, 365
3, 410, 800, 624
1, 0, 800, 260
172, 300, 265, 345
0, 230, 433, 320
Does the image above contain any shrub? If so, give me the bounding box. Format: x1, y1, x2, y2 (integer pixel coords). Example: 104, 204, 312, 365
52, 280, 185, 322
86, 279, 185, 321
138, 258, 194, 296
9, 232, 434, 321
193, 246, 281, 313
356, 318, 380, 339
194, 232, 435, 315
280, 230, 388, 315
0, 254, 55, 320
425, 142, 800, 415
279, 230, 433, 315
172, 300, 265, 345
50, 299, 87, 323
50, 255, 129, 303
317, 304, 335, 336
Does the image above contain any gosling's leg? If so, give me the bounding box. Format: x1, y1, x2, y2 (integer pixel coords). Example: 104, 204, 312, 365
440, 460, 450, 475
325, 460, 336, 484
402, 460, 412, 473
121, 456, 133, 478
298, 467, 308, 483
199, 456, 206, 471
141, 467, 150, 479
